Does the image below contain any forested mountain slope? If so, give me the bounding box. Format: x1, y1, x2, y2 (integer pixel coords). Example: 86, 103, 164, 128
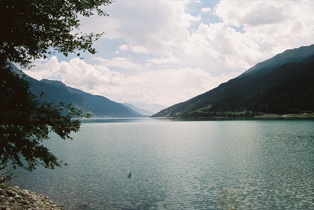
153, 45, 314, 118
11, 65, 143, 117
27, 78, 143, 117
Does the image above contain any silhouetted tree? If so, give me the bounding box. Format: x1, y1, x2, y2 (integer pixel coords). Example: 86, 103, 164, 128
0, 0, 112, 172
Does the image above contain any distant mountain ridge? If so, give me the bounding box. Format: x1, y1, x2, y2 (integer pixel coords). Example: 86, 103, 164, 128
242, 44, 314, 76
123, 103, 152, 116
123, 103, 167, 116
153, 44, 314, 118
9, 65, 144, 117
28, 78, 144, 117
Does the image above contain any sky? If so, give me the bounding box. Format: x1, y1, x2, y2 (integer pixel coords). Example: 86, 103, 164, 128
22, 0, 314, 108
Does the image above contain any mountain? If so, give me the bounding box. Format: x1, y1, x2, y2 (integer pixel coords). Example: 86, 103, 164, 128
132, 102, 167, 115
9, 66, 144, 117
124, 103, 167, 116
123, 103, 152, 116
242, 44, 314, 76
153, 45, 314, 118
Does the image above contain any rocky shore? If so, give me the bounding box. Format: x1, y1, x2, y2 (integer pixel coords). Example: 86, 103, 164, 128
0, 185, 64, 210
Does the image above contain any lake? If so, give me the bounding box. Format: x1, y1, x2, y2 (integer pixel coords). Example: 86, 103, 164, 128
11, 118, 314, 209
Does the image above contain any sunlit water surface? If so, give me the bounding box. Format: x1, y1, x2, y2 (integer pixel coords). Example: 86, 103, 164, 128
11, 119, 314, 209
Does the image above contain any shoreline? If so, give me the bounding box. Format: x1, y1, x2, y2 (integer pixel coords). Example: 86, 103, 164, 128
254, 113, 314, 119
0, 185, 64, 210
152, 113, 314, 120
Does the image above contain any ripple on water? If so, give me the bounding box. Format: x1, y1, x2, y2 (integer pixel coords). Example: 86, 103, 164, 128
10, 120, 314, 209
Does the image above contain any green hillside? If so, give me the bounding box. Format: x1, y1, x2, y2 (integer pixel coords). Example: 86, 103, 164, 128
22, 73, 143, 118
153, 45, 314, 118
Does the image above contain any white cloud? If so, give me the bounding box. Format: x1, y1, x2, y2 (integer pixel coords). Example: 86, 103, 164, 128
243, 4, 285, 27
24, 56, 125, 96
214, 0, 314, 54
80, 0, 199, 55
181, 22, 262, 72
118, 44, 128, 51
148, 56, 180, 65
172, 0, 314, 73
201, 7, 212, 14
23, 56, 236, 106
117, 44, 148, 54
102, 67, 237, 106
93, 57, 142, 70
25, 0, 314, 107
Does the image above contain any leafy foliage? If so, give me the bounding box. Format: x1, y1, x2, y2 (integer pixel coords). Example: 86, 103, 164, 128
0, 67, 89, 171
0, 0, 112, 172
0, 0, 113, 68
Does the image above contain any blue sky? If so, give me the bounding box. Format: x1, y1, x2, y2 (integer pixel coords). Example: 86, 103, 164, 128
23, 0, 314, 108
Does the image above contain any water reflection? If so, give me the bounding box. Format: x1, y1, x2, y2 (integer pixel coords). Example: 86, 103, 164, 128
10, 120, 314, 209
79, 117, 153, 123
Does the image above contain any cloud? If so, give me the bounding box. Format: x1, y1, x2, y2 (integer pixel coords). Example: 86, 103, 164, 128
215, 1, 284, 27
25, 56, 125, 95
83, 0, 300, 73
117, 44, 148, 54
93, 57, 142, 70
23, 0, 314, 107
180, 22, 262, 72
201, 7, 212, 14
243, 4, 285, 26
102, 67, 237, 106
79, 0, 314, 67
80, 0, 199, 55
175, 0, 314, 73
148, 56, 180, 65
23, 56, 236, 106
214, 0, 314, 54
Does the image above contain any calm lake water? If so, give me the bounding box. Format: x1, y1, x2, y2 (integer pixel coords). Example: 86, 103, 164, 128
11, 118, 314, 209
